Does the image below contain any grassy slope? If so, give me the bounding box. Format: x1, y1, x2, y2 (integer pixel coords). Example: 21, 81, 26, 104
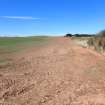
0, 36, 49, 64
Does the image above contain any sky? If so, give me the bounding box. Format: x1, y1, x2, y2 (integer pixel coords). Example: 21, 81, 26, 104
0, 0, 105, 36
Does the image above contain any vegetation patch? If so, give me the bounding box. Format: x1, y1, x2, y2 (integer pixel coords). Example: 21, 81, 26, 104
0, 36, 50, 65
87, 30, 105, 53
65, 30, 105, 54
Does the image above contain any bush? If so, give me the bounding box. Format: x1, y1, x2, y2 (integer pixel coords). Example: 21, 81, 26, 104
87, 37, 94, 46
98, 30, 105, 37
87, 30, 105, 52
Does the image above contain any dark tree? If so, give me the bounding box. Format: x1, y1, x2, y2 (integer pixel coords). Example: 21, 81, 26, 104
65, 33, 72, 37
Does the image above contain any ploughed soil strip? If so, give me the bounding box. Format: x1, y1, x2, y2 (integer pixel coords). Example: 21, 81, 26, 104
0, 37, 105, 105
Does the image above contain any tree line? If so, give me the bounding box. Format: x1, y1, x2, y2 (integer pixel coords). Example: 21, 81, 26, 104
65, 33, 95, 37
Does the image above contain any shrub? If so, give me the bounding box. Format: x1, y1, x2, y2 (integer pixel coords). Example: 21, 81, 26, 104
87, 37, 94, 47
87, 30, 105, 52
98, 30, 105, 37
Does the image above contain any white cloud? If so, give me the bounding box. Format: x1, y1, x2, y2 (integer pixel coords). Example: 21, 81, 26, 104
0, 16, 40, 20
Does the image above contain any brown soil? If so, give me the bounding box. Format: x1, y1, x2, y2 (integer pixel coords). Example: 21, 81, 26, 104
0, 37, 105, 105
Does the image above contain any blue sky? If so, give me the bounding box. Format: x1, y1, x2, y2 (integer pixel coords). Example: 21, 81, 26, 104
0, 0, 105, 36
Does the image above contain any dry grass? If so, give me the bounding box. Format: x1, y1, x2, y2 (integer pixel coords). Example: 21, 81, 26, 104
88, 30, 105, 52
88, 35, 105, 52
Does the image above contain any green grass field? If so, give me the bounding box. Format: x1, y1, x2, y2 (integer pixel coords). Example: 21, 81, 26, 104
0, 36, 50, 65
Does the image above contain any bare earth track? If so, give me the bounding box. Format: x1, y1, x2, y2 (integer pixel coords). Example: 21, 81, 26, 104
0, 37, 105, 105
